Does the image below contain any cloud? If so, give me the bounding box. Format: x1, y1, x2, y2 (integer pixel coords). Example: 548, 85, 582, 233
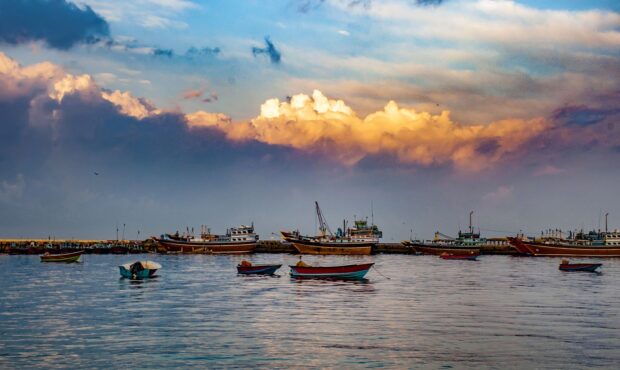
182, 88, 219, 103
187, 89, 550, 171
482, 185, 513, 203
0, 174, 25, 203
337, 30, 350, 36
0, 0, 110, 49
534, 165, 565, 177
252, 37, 282, 64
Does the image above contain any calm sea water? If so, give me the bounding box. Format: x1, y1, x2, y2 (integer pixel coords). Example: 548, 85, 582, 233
0, 254, 619, 369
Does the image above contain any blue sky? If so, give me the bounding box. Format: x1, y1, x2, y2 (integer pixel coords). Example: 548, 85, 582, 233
0, 0, 619, 239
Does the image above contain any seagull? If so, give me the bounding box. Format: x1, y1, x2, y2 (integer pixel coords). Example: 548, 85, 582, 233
94, 172, 99, 176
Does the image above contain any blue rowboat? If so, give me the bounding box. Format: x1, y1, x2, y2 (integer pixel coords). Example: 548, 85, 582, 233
119, 261, 161, 279
289, 263, 374, 280
237, 264, 282, 275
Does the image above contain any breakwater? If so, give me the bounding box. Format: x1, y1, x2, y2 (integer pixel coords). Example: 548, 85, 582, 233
0, 239, 517, 254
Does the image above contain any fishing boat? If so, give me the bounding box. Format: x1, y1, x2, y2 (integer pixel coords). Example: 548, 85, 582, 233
281, 202, 381, 255
40, 250, 83, 262
508, 235, 620, 257
156, 224, 258, 254
289, 262, 374, 280
440, 252, 478, 261
559, 260, 602, 272
237, 260, 282, 275
119, 261, 161, 279
403, 211, 484, 255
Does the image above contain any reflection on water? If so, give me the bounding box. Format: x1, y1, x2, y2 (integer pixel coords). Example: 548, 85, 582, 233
1, 254, 619, 368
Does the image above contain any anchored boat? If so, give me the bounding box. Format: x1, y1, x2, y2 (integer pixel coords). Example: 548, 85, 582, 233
289, 262, 374, 280
559, 260, 602, 272
40, 250, 83, 263
119, 261, 161, 279
281, 202, 382, 255
237, 260, 282, 275
156, 224, 258, 254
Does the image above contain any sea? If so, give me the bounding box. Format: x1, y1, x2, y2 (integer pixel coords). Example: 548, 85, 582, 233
1, 254, 619, 369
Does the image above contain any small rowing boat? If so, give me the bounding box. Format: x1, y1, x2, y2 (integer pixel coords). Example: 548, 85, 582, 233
559, 260, 602, 272
40, 250, 83, 263
440, 252, 478, 261
119, 261, 161, 279
237, 261, 282, 275
289, 262, 374, 280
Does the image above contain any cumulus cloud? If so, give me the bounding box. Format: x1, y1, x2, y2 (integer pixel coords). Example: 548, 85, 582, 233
252, 37, 282, 64
187, 89, 550, 171
0, 0, 110, 49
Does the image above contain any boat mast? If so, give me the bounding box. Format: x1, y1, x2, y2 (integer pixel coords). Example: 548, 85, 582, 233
315, 201, 333, 237
469, 211, 474, 235
605, 212, 609, 233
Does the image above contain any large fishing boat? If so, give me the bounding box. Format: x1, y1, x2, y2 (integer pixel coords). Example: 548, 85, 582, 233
508, 231, 620, 257
281, 202, 382, 255
402, 211, 513, 255
156, 224, 258, 254
508, 214, 620, 257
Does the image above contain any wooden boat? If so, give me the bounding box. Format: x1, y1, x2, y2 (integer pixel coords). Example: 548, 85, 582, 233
440, 252, 478, 261
559, 261, 602, 272
289, 262, 374, 280
119, 261, 161, 279
286, 237, 374, 255
281, 202, 381, 255
156, 224, 258, 254
508, 237, 620, 257
237, 263, 282, 275
403, 241, 480, 256
40, 250, 83, 262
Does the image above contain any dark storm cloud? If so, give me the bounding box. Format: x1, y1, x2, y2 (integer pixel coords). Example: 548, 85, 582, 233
552, 104, 620, 127
0, 0, 109, 49
252, 37, 281, 64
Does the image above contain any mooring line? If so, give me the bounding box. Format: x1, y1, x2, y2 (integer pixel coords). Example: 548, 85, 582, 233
372, 265, 391, 280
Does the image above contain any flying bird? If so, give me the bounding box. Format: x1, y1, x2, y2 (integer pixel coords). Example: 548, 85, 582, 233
94, 172, 99, 176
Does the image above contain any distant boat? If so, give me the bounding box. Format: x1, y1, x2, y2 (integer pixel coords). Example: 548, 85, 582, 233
440, 252, 478, 261
559, 260, 602, 272
508, 236, 620, 257
119, 261, 161, 279
289, 262, 374, 280
237, 261, 282, 275
156, 224, 258, 254
402, 211, 486, 255
40, 250, 83, 263
281, 202, 382, 255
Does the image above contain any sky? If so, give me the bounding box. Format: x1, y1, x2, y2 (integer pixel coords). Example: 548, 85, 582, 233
0, 0, 619, 241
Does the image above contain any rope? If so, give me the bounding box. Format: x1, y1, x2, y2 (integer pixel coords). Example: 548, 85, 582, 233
372, 265, 391, 280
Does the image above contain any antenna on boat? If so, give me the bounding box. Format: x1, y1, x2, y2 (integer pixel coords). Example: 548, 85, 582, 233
371, 200, 374, 226
605, 212, 609, 233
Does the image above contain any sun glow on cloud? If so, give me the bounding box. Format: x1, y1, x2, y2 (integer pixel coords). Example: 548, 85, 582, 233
188, 90, 548, 171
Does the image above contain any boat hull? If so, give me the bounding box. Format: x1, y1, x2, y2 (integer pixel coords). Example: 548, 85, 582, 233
559, 263, 602, 272
237, 264, 282, 275
440, 254, 478, 261
508, 238, 620, 257
404, 242, 479, 256
40, 250, 83, 262
156, 239, 257, 254
289, 263, 374, 280
119, 266, 158, 278
291, 241, 373, 255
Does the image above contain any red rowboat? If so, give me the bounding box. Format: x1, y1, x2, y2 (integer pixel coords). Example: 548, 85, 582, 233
40, 250, 83, 262
289, 263, 374, 279
508, 237, 620, 257
559, 260, 602, 272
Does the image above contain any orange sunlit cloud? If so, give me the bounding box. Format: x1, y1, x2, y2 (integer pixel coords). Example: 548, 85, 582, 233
187, 90, 550, 171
